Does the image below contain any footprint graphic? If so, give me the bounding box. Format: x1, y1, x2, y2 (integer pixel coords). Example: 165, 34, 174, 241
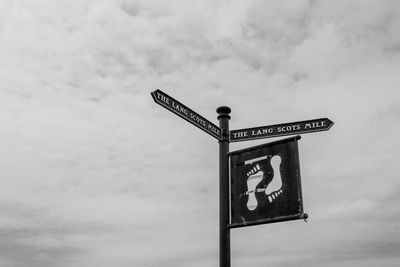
240, 155, 284, 210
244, 164, 263, 210
265, 155, 283, 203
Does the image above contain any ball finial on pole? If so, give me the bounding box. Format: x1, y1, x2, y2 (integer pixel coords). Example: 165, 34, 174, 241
217, 106, 231, 120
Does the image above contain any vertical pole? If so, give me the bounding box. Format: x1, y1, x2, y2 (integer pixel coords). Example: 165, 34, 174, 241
217, 106, 231, 267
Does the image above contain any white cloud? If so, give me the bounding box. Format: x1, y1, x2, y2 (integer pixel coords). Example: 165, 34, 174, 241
1, 0, 400, 266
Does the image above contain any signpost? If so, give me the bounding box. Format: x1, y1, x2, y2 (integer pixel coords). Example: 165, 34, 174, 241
151, 89, 334, 267
230, 118, 334, 142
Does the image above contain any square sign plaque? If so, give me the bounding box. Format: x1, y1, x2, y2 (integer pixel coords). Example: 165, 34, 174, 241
230, 136, 304, 228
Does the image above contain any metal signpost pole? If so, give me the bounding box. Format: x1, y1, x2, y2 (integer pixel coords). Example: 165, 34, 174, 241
217, 106, 231, 267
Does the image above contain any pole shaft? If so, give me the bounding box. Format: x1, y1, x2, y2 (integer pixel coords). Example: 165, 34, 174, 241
217, 106, 231, 267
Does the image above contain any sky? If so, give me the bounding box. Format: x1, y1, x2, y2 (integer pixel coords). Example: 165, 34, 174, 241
1, 0, 400, 266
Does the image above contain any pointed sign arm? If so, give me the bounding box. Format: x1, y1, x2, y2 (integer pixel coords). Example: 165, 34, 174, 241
151, 89, 222, 140
230, 118, 334, 142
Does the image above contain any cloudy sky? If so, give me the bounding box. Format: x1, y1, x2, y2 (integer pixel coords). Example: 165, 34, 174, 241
1, 0, 400, 266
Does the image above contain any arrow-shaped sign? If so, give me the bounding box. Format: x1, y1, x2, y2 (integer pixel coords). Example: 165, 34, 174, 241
230, 118, 334, 142
151, 89, 221, 140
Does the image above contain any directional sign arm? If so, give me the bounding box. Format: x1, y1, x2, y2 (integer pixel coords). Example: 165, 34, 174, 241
230, 118, 334, 142
151, 89, 222, 140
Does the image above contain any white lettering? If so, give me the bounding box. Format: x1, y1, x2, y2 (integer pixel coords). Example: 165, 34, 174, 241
172, 102, 188, 116
190, 113, 206, 127
304, 122, 324, 129
262, 128, 273, 134
277, 124, 300, 133
157, 92, 170, 105
233, 131, 248, 138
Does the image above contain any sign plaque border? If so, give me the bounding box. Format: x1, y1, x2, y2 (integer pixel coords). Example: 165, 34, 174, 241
229, 136, 304, 229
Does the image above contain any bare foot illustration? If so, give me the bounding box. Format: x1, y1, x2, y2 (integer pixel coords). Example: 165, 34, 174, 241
265, 155, 283, 203
244, 164, 263, 210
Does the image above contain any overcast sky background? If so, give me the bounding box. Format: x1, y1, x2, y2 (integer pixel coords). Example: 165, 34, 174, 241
1, 0, 400, 266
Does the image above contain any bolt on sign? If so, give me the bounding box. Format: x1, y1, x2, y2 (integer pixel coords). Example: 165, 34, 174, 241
229, 136, 304, 228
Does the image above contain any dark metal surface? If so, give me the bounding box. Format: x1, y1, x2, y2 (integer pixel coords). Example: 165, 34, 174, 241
151, 89, 222, 140
230, 118, 334, 142
230, 214, 303, 229
230, 136, 304, 227
217, 106, 231, 267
